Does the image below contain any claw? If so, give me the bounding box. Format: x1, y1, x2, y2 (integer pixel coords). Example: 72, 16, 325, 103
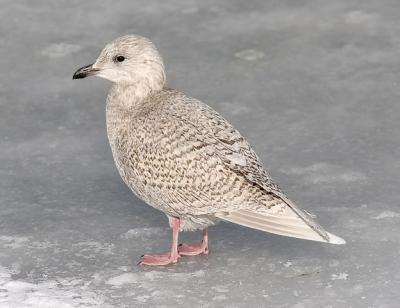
138, 216, 181, 266
178, 229, 209, 256
139, 253, 179, 266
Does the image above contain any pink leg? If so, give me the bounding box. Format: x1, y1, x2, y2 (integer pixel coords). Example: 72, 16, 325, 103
178, 228, 209, 256
138, 217, 180, 266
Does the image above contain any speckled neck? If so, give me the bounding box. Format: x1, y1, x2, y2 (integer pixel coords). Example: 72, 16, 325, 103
105, 83, 164, 149
107, 83, 157, 109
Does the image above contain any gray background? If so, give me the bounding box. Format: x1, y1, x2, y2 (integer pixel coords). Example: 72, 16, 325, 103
1, 0, 399, 307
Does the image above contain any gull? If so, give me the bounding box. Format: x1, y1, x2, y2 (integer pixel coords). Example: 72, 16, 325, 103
73, 35, 345, 266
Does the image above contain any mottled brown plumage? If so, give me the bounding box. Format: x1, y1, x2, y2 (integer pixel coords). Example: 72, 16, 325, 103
107, 86, 286, 230
73, 34, 345, 265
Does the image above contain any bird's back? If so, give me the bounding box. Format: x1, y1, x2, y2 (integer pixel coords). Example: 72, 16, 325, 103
106, 88, 276, 218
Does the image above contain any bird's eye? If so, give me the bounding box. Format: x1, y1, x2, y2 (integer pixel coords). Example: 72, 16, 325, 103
115, 55, 125, 62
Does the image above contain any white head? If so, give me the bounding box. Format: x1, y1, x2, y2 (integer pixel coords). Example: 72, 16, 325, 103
73, 35, 166, 93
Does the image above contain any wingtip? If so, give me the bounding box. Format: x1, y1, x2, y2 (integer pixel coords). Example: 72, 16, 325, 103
327, 232, 346, 245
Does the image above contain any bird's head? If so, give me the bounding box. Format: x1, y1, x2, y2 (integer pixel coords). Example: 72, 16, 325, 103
73, 35, 166, 91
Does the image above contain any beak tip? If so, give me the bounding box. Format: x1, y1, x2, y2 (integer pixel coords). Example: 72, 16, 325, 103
72, 72, 85, 80
73, 63, 96, 80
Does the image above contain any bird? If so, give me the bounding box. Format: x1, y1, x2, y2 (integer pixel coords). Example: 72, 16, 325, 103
73, 35, 345, 266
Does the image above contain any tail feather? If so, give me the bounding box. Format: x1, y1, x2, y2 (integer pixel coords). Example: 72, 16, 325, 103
216, 207, 345, 245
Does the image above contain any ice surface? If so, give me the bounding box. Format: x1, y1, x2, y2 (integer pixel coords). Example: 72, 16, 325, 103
1, 0, 400, 307
41, 43, 82, 59
0, 266, 109, 308
235, 49, 265, 61
106, 273, 139, 286
372, 211, 400, 220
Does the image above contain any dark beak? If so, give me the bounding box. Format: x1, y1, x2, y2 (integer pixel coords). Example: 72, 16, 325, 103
72, 63, 99, 79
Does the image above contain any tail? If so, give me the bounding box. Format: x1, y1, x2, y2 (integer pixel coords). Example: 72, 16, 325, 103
215, 206, 345, 245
